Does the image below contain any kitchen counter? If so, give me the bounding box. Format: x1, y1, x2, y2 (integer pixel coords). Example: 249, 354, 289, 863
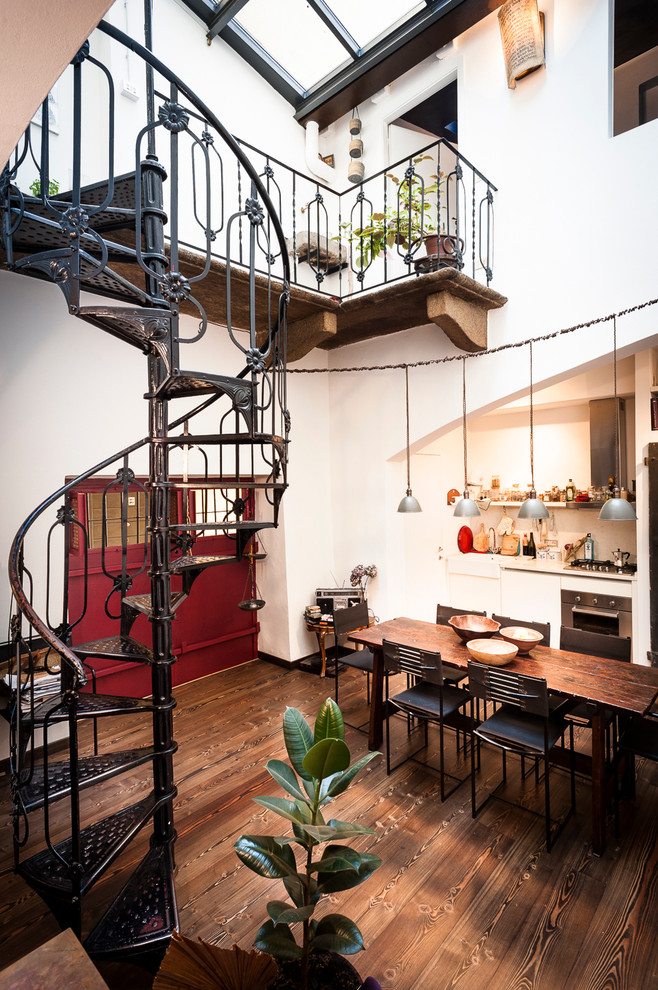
447, 552, 636, 582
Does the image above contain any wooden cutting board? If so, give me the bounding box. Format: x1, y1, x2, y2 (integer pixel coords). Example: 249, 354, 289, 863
500, 532, 520, 555
473, 523, 489, 552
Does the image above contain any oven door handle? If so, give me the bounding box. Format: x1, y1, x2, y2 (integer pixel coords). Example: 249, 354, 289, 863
571, 605, 619, 620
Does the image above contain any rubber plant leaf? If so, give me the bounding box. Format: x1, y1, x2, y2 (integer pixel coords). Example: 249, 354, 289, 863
308, 914, 365, 955
267, 900, 316, 925
255, 920, 303, 960
265, 759, 307, 801
282, 707, 314, 780
316, 852, 382, 894
253, 796, 306, 824
302, 737, 350, 781
234, 835, 297, 879
314, 697, 345, 743
326, 751, 380, 798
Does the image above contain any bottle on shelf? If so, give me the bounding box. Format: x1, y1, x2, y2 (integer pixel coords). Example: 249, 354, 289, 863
522, 533, 528, 555
527, 531, 536, 558
565, 478, 576, 501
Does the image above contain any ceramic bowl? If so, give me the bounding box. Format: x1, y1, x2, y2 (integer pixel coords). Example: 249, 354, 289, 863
448, 614, 500, 643
497, 626, 544, 654
466, 638, 518, 666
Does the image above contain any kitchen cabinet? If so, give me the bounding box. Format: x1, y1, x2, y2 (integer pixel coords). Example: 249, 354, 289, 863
448, 554, 501, 615
499, 566, 561, 647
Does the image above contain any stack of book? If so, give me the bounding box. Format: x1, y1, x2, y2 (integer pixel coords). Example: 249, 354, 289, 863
304, 605, 321, 622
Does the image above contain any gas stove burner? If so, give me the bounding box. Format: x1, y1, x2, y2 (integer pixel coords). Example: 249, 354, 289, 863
568, 558, 637, 574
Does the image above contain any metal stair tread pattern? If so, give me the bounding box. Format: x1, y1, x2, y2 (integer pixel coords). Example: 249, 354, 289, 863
123, 591, 187, 617
30, 692, 157, 723
84, 842, 178, 960
18, 747, 159, 811
73, 635, 155, 664
18, 792, 167, 896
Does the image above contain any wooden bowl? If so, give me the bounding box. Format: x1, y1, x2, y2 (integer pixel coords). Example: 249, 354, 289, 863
498, 626, 544, 654
448, 614, 500, 643
466, 638, 518, 666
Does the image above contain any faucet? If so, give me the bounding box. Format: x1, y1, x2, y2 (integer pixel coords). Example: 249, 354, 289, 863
488, 527, 497, 552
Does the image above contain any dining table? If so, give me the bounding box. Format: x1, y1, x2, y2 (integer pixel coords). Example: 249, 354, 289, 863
349, 616, 658, 855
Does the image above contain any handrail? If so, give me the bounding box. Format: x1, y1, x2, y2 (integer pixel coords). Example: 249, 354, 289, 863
7, 394, 226, 687
96, 19, 290, 287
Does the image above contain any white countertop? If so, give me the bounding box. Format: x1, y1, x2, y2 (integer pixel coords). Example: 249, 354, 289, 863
447, 552, 636, 582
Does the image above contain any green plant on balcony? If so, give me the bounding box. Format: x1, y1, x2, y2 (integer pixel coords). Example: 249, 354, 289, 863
337, 156, 453, 267
29, 177, 60, 197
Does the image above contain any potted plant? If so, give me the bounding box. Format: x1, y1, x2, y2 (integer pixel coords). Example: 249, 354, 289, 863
337, 156, 462, 270
234, 698, 381, 990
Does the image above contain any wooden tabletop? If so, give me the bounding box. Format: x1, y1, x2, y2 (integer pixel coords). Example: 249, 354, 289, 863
350, 617, 658, 716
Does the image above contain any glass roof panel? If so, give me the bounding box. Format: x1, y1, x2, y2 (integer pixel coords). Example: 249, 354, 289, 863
328, 0, 425, 51
234, 0, 352, 91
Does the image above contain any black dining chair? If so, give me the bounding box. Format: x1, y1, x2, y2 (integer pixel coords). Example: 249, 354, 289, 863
620, 714, 658, 796
436, 605, 486, 626
332, 601, 378, 732
559, 626, 632, 835
383, 639, 471, 801
492, 614, 550, 643
468, 661, 576, 852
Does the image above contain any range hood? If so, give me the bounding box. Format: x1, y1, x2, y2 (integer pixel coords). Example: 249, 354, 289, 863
590, 398, 627, 490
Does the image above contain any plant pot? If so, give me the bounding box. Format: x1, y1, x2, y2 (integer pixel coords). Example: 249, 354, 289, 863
418, 233, 464, 270
269, 951, 363, 990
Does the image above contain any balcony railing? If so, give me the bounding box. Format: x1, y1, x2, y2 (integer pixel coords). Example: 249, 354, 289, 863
190, 135, 497, 300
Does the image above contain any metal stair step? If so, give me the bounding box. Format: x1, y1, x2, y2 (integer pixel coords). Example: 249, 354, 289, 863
84, 842, 178, 963
154, 371, 255, 402
162, 433, 286, 446
170, 520, 276, 533
122, 590, 187, 619
29, 692, 158, 725
73, 635, 154, 664
76, 306, 170, 352
58, 172, 138, 215
18, 746, 161, 812
170, 551, 266, 574
11, 247, 151, 307
18, 791, 170, 898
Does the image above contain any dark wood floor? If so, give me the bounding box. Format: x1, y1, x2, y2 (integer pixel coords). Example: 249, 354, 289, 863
1, 659, 658, 989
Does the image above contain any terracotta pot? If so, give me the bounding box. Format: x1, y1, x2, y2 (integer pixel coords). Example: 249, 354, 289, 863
414, 233, 464, 271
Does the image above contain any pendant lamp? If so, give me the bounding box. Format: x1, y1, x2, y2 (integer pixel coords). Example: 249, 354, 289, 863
398, 365, 422, 512
454, 358, 480, 518
518, 341, 549, 521
599, 316, 636, 521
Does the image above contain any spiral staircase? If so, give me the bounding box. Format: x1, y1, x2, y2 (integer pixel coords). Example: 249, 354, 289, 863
1, 20, 289, 969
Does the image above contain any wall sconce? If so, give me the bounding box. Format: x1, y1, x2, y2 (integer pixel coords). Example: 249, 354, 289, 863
498, 0, 545, 90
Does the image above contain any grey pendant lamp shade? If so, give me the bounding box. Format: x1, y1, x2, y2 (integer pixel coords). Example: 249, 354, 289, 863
599, 316, 637, 521
398, 366, 422, 512
517, 341, 549, 521
454, 358, 481, 518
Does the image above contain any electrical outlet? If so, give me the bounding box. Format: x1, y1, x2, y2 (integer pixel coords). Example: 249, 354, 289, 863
121, 80, 139, 102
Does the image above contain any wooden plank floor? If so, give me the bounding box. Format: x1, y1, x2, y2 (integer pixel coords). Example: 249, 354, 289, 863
1, 659, 658, 989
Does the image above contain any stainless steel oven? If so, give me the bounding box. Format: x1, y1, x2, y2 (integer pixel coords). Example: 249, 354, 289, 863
561, 589, 632, 642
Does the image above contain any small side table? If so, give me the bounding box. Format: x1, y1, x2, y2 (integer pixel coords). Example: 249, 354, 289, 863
305, 618, 335, 678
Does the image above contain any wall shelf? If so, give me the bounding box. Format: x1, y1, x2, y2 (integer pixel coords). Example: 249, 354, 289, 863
480, 500, 606, 509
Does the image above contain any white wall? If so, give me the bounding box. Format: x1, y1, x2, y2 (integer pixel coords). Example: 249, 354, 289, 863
3, 0, 658, 671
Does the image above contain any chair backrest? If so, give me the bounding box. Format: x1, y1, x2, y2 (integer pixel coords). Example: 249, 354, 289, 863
332, 601, 369, 637
382, 639, 444, 686
492, 614, 550, 642
436, 605, 486, 626
467, 661, 549, 716
559, 626, 631, 663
